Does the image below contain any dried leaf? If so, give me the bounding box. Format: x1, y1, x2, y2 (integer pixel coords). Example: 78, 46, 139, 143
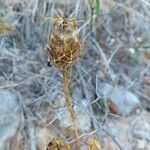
47, 138, 70, 150
144, 51, 150, 60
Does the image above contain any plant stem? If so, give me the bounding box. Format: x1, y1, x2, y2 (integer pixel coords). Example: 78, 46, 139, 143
62, 71, 80, 150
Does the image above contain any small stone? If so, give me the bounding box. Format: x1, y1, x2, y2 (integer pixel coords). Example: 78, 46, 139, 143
143, 76, 150, 85
0, 90, 22, 149
129, 48, 135, 54
136, 37, 143, 43
36, 127, 53, 150
58, 105, 91, 132
96, 82, 140, 116
137, 139, 146, 149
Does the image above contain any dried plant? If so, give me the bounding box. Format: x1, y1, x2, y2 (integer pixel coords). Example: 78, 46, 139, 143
47, 138, 70, 150
0, 19, 12, 35
45, 11, 83, 149
88, 138, 101, 150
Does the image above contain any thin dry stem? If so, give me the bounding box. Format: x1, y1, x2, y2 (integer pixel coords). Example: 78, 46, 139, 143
62, 71, 80, 150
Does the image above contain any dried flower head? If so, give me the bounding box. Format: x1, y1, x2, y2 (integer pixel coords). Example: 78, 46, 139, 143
46, 14, 83, 72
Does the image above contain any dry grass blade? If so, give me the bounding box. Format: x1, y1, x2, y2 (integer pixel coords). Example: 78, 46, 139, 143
47, 138, 70, 150
0, 19, 12, 35
88, 139, 102, 150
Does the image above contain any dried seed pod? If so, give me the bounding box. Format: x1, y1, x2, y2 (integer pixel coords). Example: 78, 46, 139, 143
46, 15, 83, 72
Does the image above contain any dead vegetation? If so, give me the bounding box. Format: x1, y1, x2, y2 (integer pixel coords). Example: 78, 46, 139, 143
46, 13, 83, 149
0, 19, 12, 35
46, 138, 70, 150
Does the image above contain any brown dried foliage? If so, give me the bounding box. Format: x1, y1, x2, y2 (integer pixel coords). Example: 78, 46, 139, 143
46, 15, 83, 72
47, 138, 70, 150
0, 19, 12, 35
